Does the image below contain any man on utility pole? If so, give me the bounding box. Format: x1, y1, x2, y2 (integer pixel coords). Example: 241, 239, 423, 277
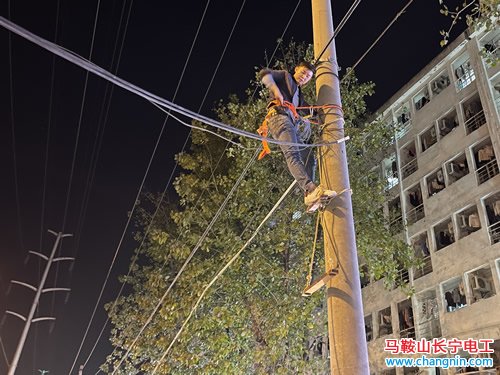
258, 61, 338, 212
311, 0, 370, 373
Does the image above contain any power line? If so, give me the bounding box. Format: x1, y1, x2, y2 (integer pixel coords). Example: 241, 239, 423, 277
313, 0, 362, 64
103, 3, 306, 369
67, 0, 137, 371
33, 1, 62, 372
110, 148, 259, 374
151, 180, 297, 373
68, 1, 214, 372
348, 0, 414, 73
115, 0, 420, 368
0, 334, 9, 368
0, 16, 343, 150
48, 0, 104, 325
7, 0, 25, 254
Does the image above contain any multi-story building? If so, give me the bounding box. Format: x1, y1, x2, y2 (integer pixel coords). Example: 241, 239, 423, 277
361, 27, 500, 375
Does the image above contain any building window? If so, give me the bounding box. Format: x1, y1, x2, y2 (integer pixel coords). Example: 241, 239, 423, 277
365, 315, 373, 342
484, 192, 500, 244
453, 54, 475, 90
415, 290, 441, 340
462, 95, 486, 134
395, 102, 412, 139
406, 185, 424, 225
398, 300, 415, 339
426, 167, 446, 197
433, 218, 455, 251
378, 307, 393, 337
382, 154, 399, 190
445, 153, 469, 185
467, 266, 497, 304
437, 108, 458, 138
480, 29, 500, 67
455, 205, 481, 239
411, 232, 432, 279
400, 141, 418, 179
414, 87, 430, 111
473, 139, 499, 184
442, 277, 467, 312
420, 124, 438, 152
430, 72, 450, 96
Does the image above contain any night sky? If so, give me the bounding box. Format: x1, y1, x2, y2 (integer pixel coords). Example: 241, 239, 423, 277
0, 1, 467, 374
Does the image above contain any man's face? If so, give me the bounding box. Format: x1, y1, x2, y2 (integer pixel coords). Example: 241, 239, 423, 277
293, 66, 313, 86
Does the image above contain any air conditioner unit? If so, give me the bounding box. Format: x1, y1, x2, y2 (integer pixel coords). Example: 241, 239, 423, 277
471, 275, 492, 293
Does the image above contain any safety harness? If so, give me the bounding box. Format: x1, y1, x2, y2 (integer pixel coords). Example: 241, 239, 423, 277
257, 102, 344, 160
257, 100, 299, 160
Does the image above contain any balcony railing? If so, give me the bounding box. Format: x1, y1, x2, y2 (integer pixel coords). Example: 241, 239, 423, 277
401, 158, 418, 179
465, 109, 486, 134
385, 170, 399, 190
476, 158, 499, 185
413, 256, 432, 279
488, 221, 500, 245
406, 204, 425, 225
395, 119, 412, 140
456, 68, 475, 90
399, 326, 416, 339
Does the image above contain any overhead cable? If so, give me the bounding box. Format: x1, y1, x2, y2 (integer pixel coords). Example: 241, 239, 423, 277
151, 180, 297, 372
111, 148, 259, 374
0, 16, 343, 150
75, 0, 217, 367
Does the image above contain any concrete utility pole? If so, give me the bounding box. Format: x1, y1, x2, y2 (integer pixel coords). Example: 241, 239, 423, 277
7, 230, 73, 375
311, 0, 370, 373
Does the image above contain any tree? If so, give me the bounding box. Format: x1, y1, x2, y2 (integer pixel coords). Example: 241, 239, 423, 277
439, 0, 499, 54
102, 43, 415, 374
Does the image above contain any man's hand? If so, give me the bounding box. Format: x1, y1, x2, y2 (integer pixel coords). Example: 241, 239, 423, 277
271, 86, 284, 104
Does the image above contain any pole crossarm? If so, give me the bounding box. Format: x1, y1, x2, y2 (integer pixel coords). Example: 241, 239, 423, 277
6, 311, 27, 322
42, 287, 71, 293
7, 231, 73, 375
52, 256, 74, 262
28, 251, 48, 261
31, 317, 56, 323
10, 280, 37, 292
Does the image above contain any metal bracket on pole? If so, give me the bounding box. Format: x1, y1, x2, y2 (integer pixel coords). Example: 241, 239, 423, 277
302, 268, 338, 297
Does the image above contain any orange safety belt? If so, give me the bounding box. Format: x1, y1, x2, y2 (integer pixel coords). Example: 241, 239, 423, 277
257, 100, 299, 160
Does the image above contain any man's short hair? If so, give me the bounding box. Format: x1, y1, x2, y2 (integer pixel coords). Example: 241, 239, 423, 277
297, 61, 316, 74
